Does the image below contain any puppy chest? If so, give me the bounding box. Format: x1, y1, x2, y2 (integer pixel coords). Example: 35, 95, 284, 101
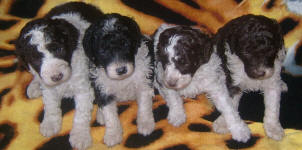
99, 80, 137, 101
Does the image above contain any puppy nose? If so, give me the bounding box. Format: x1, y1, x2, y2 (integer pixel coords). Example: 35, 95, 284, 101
51, 73, 63, 82
116, 66, 127, 75
167, 80, 177, 87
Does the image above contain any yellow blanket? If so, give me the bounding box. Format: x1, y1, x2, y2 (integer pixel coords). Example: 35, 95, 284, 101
0, 0, 302, 149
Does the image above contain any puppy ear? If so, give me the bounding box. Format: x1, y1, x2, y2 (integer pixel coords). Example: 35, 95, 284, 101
15, 36, 29, 71
200, 38, 213, 65
83, 24, 97, 64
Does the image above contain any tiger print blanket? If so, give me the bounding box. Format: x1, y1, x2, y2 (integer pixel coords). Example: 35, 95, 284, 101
0, 0, 302, 149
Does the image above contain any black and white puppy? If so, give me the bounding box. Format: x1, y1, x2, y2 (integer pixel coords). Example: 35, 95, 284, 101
213, 14, 287, 141
15, 2, 103, 150
83, 13, 155, 146
154, 24, 251, 142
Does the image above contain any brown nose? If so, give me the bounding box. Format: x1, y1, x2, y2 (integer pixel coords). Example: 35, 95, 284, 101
51, 73, 63, 82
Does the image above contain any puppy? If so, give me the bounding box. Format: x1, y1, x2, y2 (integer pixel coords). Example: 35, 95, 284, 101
153, 24, 251, 142
15, 2, 103, 150
213, 14, 287, 141
83, 13, 155, 146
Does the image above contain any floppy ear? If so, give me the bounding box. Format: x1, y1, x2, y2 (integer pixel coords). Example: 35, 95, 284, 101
15, 36, 30, 71
83, 24, 98, 64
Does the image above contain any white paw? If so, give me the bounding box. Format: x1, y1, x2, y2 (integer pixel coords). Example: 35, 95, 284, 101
69, 128, 92, 150
264, 122, 284, 140
27, 82, 42, 99
281, 81, 288, 92
167, 108, 186, 127
40, 117, 62, 137
137, 118, 155, 136
104, 129, 123, 147
230, 121, 251, 142
213, 116, 229, 134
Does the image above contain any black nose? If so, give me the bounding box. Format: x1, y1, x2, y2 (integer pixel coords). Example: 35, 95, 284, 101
51, 73, 63, 82
116, 66, 127, 75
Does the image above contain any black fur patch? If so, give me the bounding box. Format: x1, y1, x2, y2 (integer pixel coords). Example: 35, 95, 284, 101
0, 48, 15, 57
180, 0, 200, 9
164, 144, 192, 150
225, 135, 260, 149
38, 98, 75, 123
45, 2, 103, 23
201, 109, 220, 122
188, 123, 211, 132
143, 36, 155, 88
0, 123, 16, 150
121, 0, 196, 25
0, 19, 18, 30
279, 17, 299, 35
0, 63, 17, 74
36, 134, 72, 150
124, 129, 163, 148
9, 0, 45, 18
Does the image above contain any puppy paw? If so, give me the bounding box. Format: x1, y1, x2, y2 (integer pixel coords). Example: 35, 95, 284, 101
167, 109, 186, 127
104, 129, 123, 147
40, 117, 62, 137
27, 82, 41, 99
213, 116, 229, 134
69, 128, 92, 150
137, 118, 155, 136
264, 122, 284, 141
230, 122, 251, 143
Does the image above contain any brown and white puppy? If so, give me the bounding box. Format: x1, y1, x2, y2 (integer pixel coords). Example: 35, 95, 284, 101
15, 2, 103, 150
214, 14, 287, 141
154, 24, 251, 142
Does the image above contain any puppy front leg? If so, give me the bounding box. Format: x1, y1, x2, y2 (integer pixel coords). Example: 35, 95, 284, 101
102, 101, 123, 146
162, 88, 186, 127
213, 92, 243, 134
263, 86, 284, 140
69, 92, 94, 150
27, 76, 42, 99
208, 87, 250, 142
136, 89, 155, 135
40, 89, 62, 137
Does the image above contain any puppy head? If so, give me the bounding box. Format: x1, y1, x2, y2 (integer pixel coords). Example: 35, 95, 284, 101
83, 13, 141, 80
15, 18, 79, 86
154, 25, 212, 89
229, 15, 284, 80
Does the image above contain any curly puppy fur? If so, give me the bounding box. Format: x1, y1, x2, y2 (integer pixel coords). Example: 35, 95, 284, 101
213, 14, 287, 141
83, 13, 155, 146
15, 2, 103, 150
153, 24, 251, 142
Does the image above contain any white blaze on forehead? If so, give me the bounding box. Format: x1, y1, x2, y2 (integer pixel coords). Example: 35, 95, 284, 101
166, 35, 181, 62
103, 18, 117, 32
25, 26, 53, 58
